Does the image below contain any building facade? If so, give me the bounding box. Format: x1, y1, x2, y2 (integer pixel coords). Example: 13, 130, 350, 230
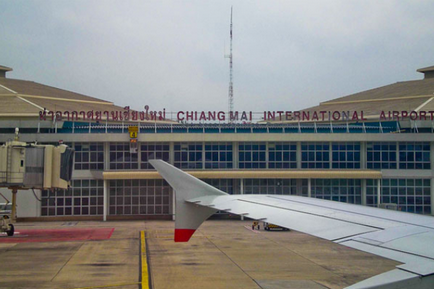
1, 65, 434, 220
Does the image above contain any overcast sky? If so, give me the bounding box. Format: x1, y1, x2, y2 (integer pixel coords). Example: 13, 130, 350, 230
1, 0, 434, 114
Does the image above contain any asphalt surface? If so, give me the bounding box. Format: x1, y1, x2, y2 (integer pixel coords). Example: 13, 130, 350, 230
0, 220, 399, 289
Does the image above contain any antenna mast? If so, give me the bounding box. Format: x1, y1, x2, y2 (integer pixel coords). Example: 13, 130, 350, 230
226, 6, 234, 120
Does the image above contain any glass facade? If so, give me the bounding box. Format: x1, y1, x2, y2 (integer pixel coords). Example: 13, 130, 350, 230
367, 142, 397, 169
301, 142, 330, 168
204, 179, 234, 194
174, 142, 203, 169
38, 141, 434, 217
300, 179, 309, 197
244, 179, 297, 195
268, 142, 297, 169
41, 180, 104, 216
141, 142, 170, 169
74, 143, 104, 170
109, 179, 171, 215
312, 179, 362, 204
239, 142, 266, 169
331, 142, 361, 169
204, 143, 233, 169
109, 142, 138, 170
399, 142, 430, 169
366, 179, 431, 214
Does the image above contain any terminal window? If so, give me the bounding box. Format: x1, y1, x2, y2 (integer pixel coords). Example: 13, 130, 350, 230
311, 179, 362, 204
108, 179, 171, 215
331, 142, 361, 169
74, 143, 104, 170
301, 142, 330, 168
174, 142, 203, 169
367, 179, 431, 214
367, 142, 397, 169
239, 142, 266, 169
204, 143, 233, 169
141, 143, 170, 169
244, 179, 296, 195
399, 142, 430, 169
204, 179, 234, 194
109, 142, 138, 170
41, 179, 104, 216
268, 142, 297, 169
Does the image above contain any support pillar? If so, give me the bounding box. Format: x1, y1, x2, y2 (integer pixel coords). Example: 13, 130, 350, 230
430, 142, 434, 215
308, 179, 312, 198
169, 142, 175, 165
360, 142, 367, 169
240, 178, 244, 220
103, 180, 108, 221
431, 178, 434, 216
377, 179, 381, 207
361, 179, 367, 206
11, 188, 17, 222
296, 142, 301, 169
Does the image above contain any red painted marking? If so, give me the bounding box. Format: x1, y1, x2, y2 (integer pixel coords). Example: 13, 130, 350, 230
174, 229, 195, 242
0, 228, 115, 243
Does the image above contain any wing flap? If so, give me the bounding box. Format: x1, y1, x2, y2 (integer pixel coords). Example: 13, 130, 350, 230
151, 160, 434, 288
345, 269, 432, 289
188, 195, 380, 241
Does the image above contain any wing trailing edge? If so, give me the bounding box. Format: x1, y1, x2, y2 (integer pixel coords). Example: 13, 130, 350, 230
150, 160, 434, 289
149, 159, 226, 242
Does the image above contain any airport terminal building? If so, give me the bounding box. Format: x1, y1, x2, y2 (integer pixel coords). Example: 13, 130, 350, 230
1, 64, 434, 220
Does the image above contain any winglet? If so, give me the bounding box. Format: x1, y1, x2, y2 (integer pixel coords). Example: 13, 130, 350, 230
149, 160, 227, 242
175, 229, 196, 242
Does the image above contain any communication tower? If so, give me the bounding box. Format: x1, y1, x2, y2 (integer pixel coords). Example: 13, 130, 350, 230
225, 7, 234, 120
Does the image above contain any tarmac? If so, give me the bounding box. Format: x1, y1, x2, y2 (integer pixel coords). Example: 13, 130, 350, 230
0, 220, 399, 289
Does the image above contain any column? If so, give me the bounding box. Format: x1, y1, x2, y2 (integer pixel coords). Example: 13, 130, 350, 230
360, 142, 367, 169
103, 180, 108, 221
202, 141, 206, 169
296, 142, 302, 169
377, 179, 381, 207
240, 178, 244, 220
104, 142, 110, 171
296, 179, 302, 196
11, 188, 17, 222
169, 142, 175, 165
233, 141, 239, 169
431, 142, 434, 215
308, 178, 312, 198
361, 179, 367, 206
265, 142, 269, 169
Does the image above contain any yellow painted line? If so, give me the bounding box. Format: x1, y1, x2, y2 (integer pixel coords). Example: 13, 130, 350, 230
69, 282, 140, 289
141, 230, 150, 289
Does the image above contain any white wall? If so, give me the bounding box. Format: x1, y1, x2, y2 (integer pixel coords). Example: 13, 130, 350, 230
0, 188, 40, 218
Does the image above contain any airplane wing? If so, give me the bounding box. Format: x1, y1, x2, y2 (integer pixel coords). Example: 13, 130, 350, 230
149, 160, 434, 289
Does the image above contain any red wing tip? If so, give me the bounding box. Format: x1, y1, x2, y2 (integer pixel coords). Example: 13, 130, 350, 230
174, 229, 196, 242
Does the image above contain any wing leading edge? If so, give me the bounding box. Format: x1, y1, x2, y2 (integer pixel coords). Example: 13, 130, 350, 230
149, 160, 434, 289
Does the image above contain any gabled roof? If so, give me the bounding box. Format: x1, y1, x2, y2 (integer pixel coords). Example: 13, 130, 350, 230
0, 65, 13, 72
268, 72, 434, 123
417, 65, 434, 73
321, 78, 434, 105
0, 73, 174, 123
0, 78, 112, 103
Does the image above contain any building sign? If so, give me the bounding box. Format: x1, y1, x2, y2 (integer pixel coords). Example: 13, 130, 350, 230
128, 126, 138, 138
38, 105, 434, 123
128, 126, 138, 153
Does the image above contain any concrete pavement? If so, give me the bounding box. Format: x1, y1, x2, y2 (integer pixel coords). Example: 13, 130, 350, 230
0, 220, 398, 289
